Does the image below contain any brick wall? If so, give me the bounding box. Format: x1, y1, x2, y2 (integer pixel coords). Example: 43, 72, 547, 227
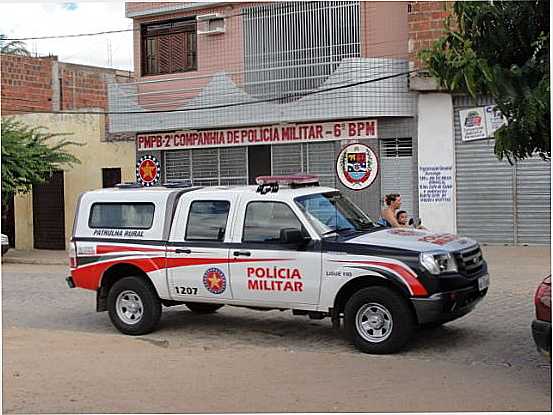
60, 64, 109, 110
1, 53, 134, 141
1, 54, 54, 114
408, 1, 453, 71
1, 54, 133, 115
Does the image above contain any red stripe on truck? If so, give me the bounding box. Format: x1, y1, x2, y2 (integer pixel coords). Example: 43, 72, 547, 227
71, 256, 287, 290
331, 259, 428, 297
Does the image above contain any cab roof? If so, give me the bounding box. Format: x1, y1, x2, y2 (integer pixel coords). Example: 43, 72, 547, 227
86, 184, 337, 198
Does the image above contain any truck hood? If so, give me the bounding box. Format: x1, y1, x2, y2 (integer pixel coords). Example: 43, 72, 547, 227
346, 228, 478, 253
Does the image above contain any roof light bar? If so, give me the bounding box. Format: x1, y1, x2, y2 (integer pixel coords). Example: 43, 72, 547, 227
255, 174, 319, 186
255, 174, 320, 194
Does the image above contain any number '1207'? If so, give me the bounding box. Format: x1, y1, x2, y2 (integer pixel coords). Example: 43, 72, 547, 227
175, 287, 198, 295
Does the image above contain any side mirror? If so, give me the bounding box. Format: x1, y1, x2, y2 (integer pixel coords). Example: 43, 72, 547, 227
280, 228, 308, 245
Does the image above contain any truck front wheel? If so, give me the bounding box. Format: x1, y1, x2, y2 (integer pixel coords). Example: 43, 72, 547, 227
344, 286, 414, 354
107, 276, 162, 335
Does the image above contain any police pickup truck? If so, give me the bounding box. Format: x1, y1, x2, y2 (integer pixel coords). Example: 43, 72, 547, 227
67, 175, 489, 354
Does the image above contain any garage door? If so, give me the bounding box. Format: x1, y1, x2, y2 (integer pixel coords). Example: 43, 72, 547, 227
454, 96, 550, 245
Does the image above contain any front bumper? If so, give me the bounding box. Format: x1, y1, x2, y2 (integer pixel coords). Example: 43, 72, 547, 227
411, 284, 487, 325
531, 319, 551, 358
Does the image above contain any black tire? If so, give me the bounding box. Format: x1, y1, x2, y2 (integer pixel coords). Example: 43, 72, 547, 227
107, 276, 162, 335
185, 302, 224, 314
344, 286, 415, 354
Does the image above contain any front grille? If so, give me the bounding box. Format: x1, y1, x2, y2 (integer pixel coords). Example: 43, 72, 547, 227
454, 245, 485, 279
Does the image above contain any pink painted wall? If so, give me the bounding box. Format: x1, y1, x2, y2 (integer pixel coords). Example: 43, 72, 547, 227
127, 2, 409, 110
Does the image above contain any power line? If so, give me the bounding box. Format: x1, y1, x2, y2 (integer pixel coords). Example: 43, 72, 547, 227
2, 28, 135, 41
3, 69, 418, 116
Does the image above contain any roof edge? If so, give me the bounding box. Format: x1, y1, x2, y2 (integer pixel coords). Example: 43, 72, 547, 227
126, 2, 231, 19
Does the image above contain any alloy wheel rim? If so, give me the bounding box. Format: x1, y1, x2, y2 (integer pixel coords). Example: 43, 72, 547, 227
355, 302, 393, 343
116, 290, 144, 325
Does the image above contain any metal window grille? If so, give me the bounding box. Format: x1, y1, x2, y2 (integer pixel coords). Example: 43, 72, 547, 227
165, 147, 248, 186
243, 1, 360, 101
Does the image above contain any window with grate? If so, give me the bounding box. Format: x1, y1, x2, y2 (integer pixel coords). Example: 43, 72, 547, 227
242, 2, 360, 102
380, 138, 413, 158
141, 18, 197, 76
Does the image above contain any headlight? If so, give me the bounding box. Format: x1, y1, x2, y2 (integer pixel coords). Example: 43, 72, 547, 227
420, 252, 458, 275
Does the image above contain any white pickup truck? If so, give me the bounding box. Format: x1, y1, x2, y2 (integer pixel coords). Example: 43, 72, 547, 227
67, 175, 489, 354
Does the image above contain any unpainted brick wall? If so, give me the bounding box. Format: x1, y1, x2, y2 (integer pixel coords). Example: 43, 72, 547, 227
408, 1, 454, 71
1, 53, 134, 141
1, 54, 55, 114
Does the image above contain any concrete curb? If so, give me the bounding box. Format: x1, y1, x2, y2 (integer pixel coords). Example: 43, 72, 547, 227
2, 251, 68, 266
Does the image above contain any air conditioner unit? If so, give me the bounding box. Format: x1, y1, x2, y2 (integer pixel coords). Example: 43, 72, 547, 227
197, 13, 225, 35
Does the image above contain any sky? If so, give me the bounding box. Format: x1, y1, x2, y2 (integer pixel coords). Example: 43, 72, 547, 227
0, 2, 134, 71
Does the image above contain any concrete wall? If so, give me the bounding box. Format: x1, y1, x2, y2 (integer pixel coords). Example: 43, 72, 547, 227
417, 93, 456, 233
13, 113, 136, 250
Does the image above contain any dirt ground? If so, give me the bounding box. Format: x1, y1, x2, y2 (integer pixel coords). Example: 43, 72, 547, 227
2, 327, 550, 414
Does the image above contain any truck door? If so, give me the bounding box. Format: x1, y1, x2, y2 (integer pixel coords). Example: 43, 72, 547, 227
229, 199, 322, 306
167, 196, 235, 301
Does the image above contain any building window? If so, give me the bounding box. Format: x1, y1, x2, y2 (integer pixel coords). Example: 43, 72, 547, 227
141, 18, 197, 76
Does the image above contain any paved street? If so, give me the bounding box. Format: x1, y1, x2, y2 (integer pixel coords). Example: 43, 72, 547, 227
2, 246, 551, 413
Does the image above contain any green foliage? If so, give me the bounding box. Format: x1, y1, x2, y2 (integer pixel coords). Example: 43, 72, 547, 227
0, 34, 30, 56
419, 1, 550, 161
1, 118, 81, 206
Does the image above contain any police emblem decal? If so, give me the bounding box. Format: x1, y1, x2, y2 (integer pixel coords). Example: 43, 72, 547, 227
336, 143, 379, 190
136, 155, 161, 187
203, 268, 227, 295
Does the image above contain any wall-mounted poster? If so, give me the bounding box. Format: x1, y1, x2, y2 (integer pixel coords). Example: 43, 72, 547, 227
484, 105, 507, 136
459, 107, 487, 142
460, 105, 508, 142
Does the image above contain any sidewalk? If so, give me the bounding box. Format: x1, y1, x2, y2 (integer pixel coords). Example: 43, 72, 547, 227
2, 249, 68, 265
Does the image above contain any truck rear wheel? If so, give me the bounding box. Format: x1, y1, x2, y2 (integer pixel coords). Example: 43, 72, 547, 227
344, 286, 414, 354
107, 276, 161, 335
185, 302, 224, 314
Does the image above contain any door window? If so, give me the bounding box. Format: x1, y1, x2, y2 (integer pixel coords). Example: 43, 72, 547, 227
185, 201, 230, 241
242, 202, 302, 243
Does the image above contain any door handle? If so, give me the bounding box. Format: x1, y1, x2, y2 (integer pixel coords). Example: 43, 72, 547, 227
233, 250, 251, 257
175, 248, 192, 254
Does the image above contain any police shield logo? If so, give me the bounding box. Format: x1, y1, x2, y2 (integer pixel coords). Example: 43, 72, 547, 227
136, 155, 161, 187
336, 143, 379, 191
203, 267, 226, 295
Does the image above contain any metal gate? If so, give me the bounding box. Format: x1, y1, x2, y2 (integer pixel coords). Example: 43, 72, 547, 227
380, 138, 415, 219
32, 171, 65, 250
454, 95, 550, 245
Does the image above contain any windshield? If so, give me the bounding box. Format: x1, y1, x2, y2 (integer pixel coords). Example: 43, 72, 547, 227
294, 191, 376, 236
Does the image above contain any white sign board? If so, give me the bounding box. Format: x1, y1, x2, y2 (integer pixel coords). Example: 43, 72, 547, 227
484, 105, 507, 136
459, 107, 487, 142
137, 119, 378, 151
419, 165, 453, 203
460, 106, 507, 142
